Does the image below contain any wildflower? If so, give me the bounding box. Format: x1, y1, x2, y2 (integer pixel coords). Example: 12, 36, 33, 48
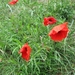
48, 22, 69, 42
9, 0, 18, 5
19, 43, 31, 61
43, 16, 57, 26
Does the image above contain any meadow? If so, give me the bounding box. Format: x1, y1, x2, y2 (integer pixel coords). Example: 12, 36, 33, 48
0, 0, 75, 75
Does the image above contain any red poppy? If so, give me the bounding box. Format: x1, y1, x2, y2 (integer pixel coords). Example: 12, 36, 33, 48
19, 43, 31, 61
43, 16, 57, 26
9, 0, 18, 5
48, 22, 69, 42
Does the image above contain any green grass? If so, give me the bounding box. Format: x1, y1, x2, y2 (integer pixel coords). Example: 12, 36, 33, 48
0, 0, 75, 75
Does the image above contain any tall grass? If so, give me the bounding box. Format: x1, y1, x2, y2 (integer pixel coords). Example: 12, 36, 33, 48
0, 0, 75, 75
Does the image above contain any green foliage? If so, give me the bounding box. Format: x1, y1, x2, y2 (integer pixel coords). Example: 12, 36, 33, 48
0, 0, 75, 75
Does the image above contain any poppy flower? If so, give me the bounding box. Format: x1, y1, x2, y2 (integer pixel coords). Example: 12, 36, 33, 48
48, 22, 69, 42
9, 0, 18, 5
43, 16, 57, 26
19, 43, 31, 61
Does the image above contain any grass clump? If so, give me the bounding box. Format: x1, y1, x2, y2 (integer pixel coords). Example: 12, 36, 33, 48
0, 0, 75, 75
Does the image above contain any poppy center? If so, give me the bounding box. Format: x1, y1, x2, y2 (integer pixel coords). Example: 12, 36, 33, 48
25, 47, 27, 51
23, 47, 27, 54
49, 19, 52, 21
58, 31, 62, 34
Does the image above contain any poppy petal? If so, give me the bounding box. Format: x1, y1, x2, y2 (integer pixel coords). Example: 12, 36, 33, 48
49, 22, 69, 42
9, 0, 18, 5
19, 43, 31, 61
43, 16, 57, 26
